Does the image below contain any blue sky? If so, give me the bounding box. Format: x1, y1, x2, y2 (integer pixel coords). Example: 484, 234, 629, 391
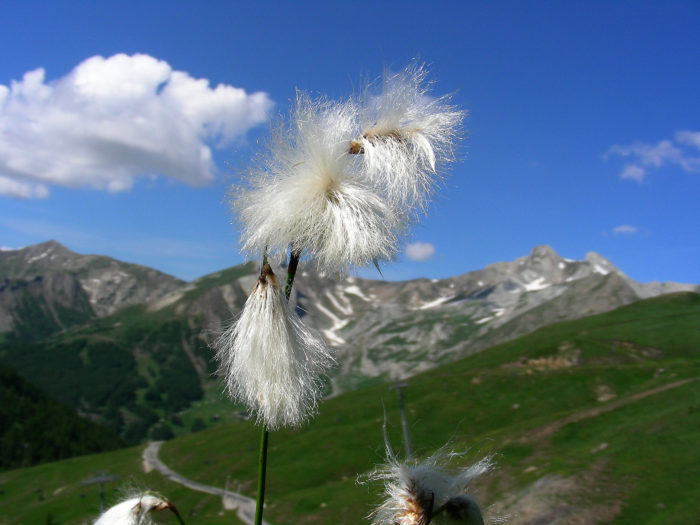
1, 1, 699, 284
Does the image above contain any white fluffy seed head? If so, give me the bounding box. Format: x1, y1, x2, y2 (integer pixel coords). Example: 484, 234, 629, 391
365, 444, 492, 525
214, 264, 334, 429
233, 92, 405, 274
93, 493, 174, 525
357, 63, 465, 214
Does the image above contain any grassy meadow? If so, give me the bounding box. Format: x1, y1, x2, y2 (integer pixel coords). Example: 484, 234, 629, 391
1, 292, 698, 524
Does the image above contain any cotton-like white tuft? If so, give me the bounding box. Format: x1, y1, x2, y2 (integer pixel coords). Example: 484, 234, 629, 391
365, 443, 492, 525
93, 493, 177, 525
355, 63, 465, 214
214, 264, 333, 429
233, 92, 404, 274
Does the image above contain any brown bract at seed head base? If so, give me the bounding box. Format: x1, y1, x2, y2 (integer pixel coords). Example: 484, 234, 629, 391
393, 479, 435, 525
257, 262, 277, 289
349, 129, 406, 155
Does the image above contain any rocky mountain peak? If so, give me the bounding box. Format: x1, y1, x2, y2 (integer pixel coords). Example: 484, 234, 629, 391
1, 240, 73, 276
584, 252, 621, 276
528, 244, 559, 260
519, 245, 565, 278
1, 240, 185, 326
30, 239, 69, 252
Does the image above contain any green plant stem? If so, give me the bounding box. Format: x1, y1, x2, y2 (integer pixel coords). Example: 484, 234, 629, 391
254, 248, 302, 525
254, 425, 269, 525
284, 249, 301, 300
168, 505, 186, 525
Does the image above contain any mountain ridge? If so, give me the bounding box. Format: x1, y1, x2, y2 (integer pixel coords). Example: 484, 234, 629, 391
1, 241, 698, 441
3, 240, 698, 354
0, 240, 185, 336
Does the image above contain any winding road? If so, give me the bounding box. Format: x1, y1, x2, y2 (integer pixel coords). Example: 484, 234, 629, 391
142, 441, 270, 525
142, 378, 698, 524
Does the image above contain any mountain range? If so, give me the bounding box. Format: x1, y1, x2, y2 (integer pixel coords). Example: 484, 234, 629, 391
1, 240, 697, 442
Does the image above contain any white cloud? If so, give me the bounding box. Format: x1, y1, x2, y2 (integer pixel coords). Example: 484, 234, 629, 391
675, 130, 700, 150
0, 175, 49, 198
620, 165, 646, 182
0, 53, 274, 198
405, 241, 435, 261
605, 131, 700, 182
612, 225, 637, 235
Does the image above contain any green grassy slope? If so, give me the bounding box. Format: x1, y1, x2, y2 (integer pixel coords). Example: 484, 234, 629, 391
1, 292, 698, 524
0, 446, 242, 525
158, 292, 700, 524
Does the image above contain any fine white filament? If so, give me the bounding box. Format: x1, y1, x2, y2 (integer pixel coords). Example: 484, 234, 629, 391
366, 443, 492, 525
358, 63, 465, 215
215, 265, 333, 429
93, 494, 172, 525
233, 92, 404, 274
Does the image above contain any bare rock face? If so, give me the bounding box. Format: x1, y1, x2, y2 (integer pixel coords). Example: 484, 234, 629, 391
0, 273, 94, 336
0, 241, 185, 334
1, 241, 697, 393
284, 245, 698, 392
72, 257, 184, 317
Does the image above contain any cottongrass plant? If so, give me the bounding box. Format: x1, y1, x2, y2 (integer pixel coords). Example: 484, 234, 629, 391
234, 92, 403, 274
352, 63, 464, 215
94, 492, 184, 525
215, 62, 466, 525
215, 262, 332, 430
365, 443, 494, 525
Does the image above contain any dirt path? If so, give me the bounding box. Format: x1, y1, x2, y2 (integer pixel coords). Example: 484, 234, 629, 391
523, 377, 699, 443
490, 377, 699, 523
142, 441, 270, 525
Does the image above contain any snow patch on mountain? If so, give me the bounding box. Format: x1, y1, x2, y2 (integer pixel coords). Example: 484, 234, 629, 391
326, 289, 353, 316
316, 302, 349, 346
417, 295, 456, 310
344, 285, 371, 302
524, 277, 550, 291
593, 265, 610, 275
27, 251, 51, 264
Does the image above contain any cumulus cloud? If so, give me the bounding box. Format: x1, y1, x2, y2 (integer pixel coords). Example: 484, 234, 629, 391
620, 165, 646, 182
676, 130, 700, 150
605, 130, 700, 182
0, 53, 274, 198
405, 241, 435, 261
612, 224, 637, 235
0, 175, 49, 198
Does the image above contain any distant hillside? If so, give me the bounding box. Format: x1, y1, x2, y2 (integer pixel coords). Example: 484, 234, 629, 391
0, 306, 213, 445
0, 363, 124, 471
290, 245, 698, 392
2, 292, 697, 524
156, 291, 700, 525
0, 240, 184, 337
0, 273, 95, 340
1, 241, 697, 445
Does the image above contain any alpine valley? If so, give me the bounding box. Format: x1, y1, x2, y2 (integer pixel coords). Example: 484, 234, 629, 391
1, 241, 697, 447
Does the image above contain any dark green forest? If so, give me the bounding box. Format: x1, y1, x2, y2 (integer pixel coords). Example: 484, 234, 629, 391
0, 364, 124, 471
